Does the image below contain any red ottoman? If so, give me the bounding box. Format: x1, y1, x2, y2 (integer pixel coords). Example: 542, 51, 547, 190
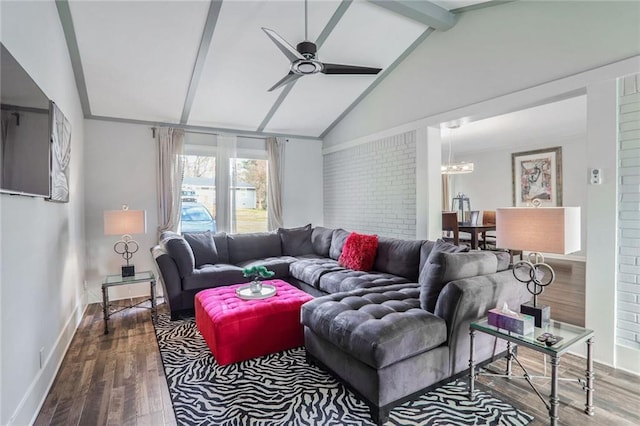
195, 279, 313, 365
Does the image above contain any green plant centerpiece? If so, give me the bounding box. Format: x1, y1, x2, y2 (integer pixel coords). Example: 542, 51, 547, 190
242, 265, 275, 293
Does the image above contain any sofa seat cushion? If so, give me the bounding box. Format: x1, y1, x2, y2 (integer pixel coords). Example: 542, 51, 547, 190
301, 284, 446, 369
318, 270, 410, 294
289, 258, 346, 288
236, 256, 298, 280
182, 264, 245, 291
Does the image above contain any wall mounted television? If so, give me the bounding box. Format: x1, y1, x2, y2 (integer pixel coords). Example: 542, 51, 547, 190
0, 43, 71, 201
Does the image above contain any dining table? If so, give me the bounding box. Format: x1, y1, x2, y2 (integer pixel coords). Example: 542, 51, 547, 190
458, 223, 496, 250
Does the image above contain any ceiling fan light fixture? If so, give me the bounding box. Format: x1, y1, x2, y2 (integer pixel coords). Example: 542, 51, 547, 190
293, 61, 322, 74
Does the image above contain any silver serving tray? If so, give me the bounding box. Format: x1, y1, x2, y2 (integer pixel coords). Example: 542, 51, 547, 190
235, 284, 277, 300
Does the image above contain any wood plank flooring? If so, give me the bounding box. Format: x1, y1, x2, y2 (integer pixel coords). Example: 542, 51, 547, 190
36, 298, 639, 426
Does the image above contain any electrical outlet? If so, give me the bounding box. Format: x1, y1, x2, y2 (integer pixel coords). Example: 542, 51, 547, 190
39, 347, 45, 369
590, 168, 602, 185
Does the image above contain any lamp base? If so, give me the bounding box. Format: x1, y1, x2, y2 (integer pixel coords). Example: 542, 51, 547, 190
121, 265, 135, 278
520, 302, 550, 328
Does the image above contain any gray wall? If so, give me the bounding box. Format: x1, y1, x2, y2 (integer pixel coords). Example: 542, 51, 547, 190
1, 2, 87, 424
323, 130, 416, 238
617, 74, 640, 350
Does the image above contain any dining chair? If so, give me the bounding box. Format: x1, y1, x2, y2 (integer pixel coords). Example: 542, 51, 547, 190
481, 210, 496, 249
442, 211, 460, 245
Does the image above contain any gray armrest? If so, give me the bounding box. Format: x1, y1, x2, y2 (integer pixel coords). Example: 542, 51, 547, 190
151, 245, 183, 313
434, 270, 531, 375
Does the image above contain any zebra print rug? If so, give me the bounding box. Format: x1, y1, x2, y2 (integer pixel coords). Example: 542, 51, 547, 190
154, 313, 533, 425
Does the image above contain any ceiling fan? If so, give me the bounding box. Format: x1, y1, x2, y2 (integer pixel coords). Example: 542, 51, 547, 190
262, 0, 382, 92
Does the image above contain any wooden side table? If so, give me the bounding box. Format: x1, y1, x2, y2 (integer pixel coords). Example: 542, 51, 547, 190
102, 270, 156, 334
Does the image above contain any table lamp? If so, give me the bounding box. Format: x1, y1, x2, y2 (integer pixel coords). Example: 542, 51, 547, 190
104, 205, 147, 277
496, 206, 580, 327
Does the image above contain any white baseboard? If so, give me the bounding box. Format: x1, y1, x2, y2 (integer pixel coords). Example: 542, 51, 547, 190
616, 344, 640, 376
7, 300, 87, 426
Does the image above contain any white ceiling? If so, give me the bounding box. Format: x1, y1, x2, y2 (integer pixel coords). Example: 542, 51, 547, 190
63, 0, 490, 138
442, 95, 587, 155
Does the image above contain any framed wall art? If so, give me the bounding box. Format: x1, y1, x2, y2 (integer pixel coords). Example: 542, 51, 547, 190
48, 102, 71, 203
512, 146, 562, 207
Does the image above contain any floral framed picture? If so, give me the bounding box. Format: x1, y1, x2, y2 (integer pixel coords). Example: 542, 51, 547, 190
512, 146, 562, 207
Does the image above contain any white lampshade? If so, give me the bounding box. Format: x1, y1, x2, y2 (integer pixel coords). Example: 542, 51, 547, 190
496, 207, 580, 254
104, 209, 146, 236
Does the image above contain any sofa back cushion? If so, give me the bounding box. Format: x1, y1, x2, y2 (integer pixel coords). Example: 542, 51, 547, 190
160, 232, 195, 278
338, 232, 379, 271
227, 232, 282, 264
278, 224, 314, 256
329, 228, 349, 260
311, 226, 334, 257
374, 237, 423, 280
420, 249, 497, 312
212, 232, 230, 264
183, 231, 218, 267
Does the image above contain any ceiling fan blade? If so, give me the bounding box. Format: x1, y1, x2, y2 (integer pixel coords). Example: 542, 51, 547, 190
262, 27, 305, 63
321, 63, 382, 75
268, 72, 303, 92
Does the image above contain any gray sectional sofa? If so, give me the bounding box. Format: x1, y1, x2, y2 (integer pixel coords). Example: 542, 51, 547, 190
152, 225, 530, 425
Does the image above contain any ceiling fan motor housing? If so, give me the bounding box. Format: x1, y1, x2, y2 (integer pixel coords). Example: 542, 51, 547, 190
296, 41, 317, 59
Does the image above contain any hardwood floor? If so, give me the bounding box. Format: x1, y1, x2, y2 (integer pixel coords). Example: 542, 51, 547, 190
36, 298, 639, 426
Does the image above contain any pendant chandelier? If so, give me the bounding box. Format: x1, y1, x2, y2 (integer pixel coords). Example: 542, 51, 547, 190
441, 123, 474, 175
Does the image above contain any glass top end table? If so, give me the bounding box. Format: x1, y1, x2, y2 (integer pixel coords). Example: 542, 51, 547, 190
101, 270, 157, 334
469, 318, 594, 426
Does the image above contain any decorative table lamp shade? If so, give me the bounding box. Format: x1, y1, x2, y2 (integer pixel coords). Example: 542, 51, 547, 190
496, 207, 580, 327
104, 209, 146, 236
104, 207, 146, 277
496, 207, 580, 254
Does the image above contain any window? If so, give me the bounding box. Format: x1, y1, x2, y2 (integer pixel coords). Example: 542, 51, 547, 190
180, 135, 268, 234
231, 158, 268, 233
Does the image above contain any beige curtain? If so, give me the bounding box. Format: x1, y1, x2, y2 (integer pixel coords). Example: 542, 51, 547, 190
156, 127, 185, 236
266, 137, 285, 230
442, 174, 450, 211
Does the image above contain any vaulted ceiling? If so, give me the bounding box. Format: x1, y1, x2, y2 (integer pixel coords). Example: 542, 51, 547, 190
58, 0, 491, 139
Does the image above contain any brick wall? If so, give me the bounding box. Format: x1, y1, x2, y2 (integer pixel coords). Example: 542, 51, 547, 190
323, 131, 416, 239
617, 73, 640, 349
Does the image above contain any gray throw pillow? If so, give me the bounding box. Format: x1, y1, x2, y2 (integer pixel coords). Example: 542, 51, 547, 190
278, 224, 314, 256
183, 231, 218, 267
161, 235, 195, 278
329, 228, 350, 260
311, 226, 334, 257
418, 239, 470, 312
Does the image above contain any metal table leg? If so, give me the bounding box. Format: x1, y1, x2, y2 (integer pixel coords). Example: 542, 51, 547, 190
150, 278, 157, 319
506, 340, 513, 376
469, 328, 476, 399
102, 285, 110, 334
585, 338, 595, 415
550, 355, 560, 426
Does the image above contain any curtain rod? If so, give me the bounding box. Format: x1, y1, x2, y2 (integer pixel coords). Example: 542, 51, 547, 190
151, 126, 275, 141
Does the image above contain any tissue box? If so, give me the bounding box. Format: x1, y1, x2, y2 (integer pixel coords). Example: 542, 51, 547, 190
487, 308, 534, 335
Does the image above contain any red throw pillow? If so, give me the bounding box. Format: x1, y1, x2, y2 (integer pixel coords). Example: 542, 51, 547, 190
338, 232, 379, 271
